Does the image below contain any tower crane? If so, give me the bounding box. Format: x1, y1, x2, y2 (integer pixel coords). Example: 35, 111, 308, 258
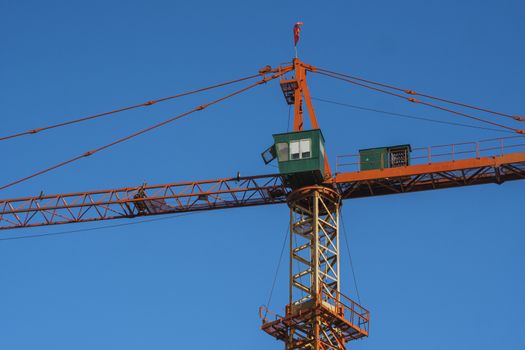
1, 53, 525, 349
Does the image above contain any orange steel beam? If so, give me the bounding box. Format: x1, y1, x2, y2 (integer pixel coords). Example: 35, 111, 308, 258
290, 59, 332, 177
292, 59, 305, 131
292, 59, 320, 132
298, 61, 319, 130
0, 174, 288, 230
334, 151, 525, 182
331, 151, 525, 199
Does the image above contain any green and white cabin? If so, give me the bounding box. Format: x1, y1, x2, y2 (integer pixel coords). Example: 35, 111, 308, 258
271, 129, 326, 188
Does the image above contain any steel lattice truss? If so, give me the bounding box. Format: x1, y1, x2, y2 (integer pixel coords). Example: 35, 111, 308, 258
0, 175, 288, 230
261, 186, 368, 350
290, 188, 340, 306
335, 156, 525, 199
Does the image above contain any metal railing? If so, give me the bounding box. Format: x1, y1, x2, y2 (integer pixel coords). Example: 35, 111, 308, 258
259, 305, 284, 324
320, 286, 369, 334
260, 287, 369, 329
336, 136, 525, 173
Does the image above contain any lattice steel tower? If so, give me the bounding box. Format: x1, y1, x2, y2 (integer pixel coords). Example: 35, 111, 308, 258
261, 186, 369, 349
259, 59, 370, 349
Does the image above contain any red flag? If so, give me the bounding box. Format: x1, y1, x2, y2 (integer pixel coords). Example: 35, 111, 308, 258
293, 22, 303, 46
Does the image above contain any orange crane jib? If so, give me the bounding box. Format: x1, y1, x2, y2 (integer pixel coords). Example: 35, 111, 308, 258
1, 150, 525, 230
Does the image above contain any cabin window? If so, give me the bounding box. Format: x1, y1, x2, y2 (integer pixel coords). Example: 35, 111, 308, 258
290, 139, 312, 160
276, 142, 289, 162
290, 140, 300, 160
300, 139, 311, 158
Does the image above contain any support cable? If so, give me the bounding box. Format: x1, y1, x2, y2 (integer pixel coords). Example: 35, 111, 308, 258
0, 73, 263, 142
0, 72, 286, 192
315, 71, 525, 135
316, 67, 524, 122
312, 97, 515, 134
0, 212, 198, 242
340, 212, 362, 305
264, 225, 289, 317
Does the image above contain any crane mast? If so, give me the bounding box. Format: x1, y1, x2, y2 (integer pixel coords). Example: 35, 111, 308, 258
260, 186, 368, 349
258, 59, 369, 350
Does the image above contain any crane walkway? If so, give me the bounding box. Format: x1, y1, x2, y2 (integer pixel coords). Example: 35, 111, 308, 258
334, 136, 525, 199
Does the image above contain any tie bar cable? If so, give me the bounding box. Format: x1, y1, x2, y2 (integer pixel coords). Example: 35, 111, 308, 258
0, 71, 288, 192
316, 67, 524, 122
314, 71, 525, 135
312, 97, 514, 134
0, 72, 269, 142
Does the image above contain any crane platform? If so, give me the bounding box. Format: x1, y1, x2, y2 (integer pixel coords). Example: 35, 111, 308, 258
260, 286, 369, 348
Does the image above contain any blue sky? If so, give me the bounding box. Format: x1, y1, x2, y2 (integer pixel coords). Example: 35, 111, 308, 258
1, 0, 524, 349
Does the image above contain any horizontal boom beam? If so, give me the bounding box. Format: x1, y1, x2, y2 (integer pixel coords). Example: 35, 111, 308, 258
0, 174, 288, 230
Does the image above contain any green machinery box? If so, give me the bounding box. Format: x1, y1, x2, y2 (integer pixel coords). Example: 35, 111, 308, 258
359, 144, 412, 171
272, 129, 326, 188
